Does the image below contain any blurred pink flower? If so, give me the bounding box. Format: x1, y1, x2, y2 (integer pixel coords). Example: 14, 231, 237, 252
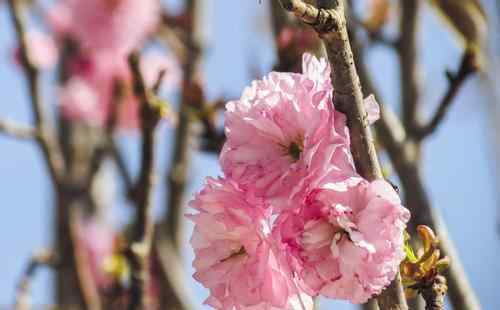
13, 30, 58, 69
48, 0, 159, 56
77, 218, 116, 290
141, 51, 182, 93
189, 177, 313, 310
220, 54, 355, 203
59, 51, 180, 129
275, 178, 410, 303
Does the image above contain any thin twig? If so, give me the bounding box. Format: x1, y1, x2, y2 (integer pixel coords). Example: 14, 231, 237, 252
110, 140, 135, 194
89, 79, 134, 196
415, 51, 478, 140
15, 249, 55, 310
153, 69, 167, 94
279, 1, 407, 309
7, 0, 65, 185
126, 52, 162, 310
165, 0, 202, 251
0, 119, 37, 140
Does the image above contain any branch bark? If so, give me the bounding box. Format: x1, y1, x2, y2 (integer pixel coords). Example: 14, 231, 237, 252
348, 12, 481, 310
0, 119, 37, 140
420, 275, 447, 310
278, 1, 407, 309
165, 0, 202, 251
6, 0, 65, 185
398, 0, 422, 137
15, 250, 54, 310
126, 52, 162, 310
415, 51, 478, 140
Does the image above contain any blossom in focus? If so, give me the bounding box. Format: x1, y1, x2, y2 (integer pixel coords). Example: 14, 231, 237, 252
220, 53, 380, 205
275, 178, 410, 303
48, 0, 159, 56
220, 54, 354, 203
189, 177, 313, 310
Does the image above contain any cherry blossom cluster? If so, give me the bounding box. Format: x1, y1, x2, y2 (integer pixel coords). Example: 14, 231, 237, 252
43, 0, 180, 129
189, 53, 410, 310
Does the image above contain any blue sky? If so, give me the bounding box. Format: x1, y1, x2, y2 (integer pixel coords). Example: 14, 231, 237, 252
0, 1, 498, 309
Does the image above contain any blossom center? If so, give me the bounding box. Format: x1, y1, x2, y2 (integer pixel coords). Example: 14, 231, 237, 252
286, 139, 303, 162
220, 246, 247, 263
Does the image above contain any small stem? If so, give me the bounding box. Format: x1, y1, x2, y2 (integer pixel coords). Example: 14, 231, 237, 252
421, 276, 447, 310
15, 250, 55, 310
0, 119, 37, 140
415, 51, 478, 140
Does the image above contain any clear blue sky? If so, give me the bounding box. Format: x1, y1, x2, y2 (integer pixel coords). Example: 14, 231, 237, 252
0, 1, 498, 309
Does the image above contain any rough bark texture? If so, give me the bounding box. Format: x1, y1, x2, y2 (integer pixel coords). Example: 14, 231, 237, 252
421, 276, 448, 310
278, 1, 408, 309
348, 7, 481, 310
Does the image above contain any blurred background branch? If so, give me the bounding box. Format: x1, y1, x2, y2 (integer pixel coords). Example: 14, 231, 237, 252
1, 0, 497, 309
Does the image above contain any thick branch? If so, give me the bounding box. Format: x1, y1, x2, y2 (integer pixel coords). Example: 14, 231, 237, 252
415, 51, 478, 140
0, 119, 37, 140
279, 0, 407, 309
350, 15, 481, 310
127, 53, 161, 310
279, 0, 325, 25
7, 0, 65, 184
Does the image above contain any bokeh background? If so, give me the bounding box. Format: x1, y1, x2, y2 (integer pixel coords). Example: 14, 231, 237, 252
0, 0, 499, 309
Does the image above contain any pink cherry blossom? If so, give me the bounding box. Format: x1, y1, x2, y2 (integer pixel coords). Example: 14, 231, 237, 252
275, 178, 410, 303
220, 54, 355, 203
189, 177, 313, 310
220, 53, 381, 204
48, 0, 159, 56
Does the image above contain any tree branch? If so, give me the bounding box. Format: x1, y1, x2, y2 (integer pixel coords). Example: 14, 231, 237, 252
126, 52, 161, 310
7, 0, 65, 185
0, 119, 37, 140
69, 210, 102, 310
165, 0, 202, 251
415, 51, 478, 140
398, 0, 422, 137
348, 11, 481, 310
279, 0, 407, 309
15, 249, 55, 310
154, 230, 193, 309
420, 275, 447, 310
